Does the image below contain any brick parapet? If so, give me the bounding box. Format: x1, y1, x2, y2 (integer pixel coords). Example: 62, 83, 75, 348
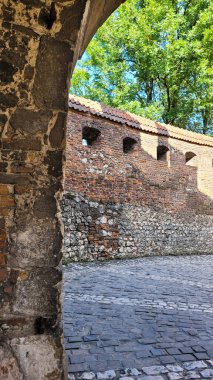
63, 106, 213, 261
65, 110, 213, 211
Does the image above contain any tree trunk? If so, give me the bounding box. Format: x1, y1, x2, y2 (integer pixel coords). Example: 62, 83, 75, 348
202, 109, 209, 135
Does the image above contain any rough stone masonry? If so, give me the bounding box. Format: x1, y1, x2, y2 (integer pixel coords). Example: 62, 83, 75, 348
62, 95, 213, 262
0, 1, 124, 379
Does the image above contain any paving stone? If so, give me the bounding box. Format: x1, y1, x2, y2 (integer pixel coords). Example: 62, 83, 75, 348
138, 339, 157, 345
68, 336, 83, 343
64, 257, 213, 376
174, 354, 195, 362
68, 375, 75, 380
160, 356, 177, 364
84, 336, 99, 342
155, 343, 175, 349
97, 370, 116, 379
180, 347, 194, 354
104, 347, 117, 355
200, 369, 213, 378
167, 373, 183, 380
192, 346, 206, 353
100, 341, 119, 347
80, 372, 96, 380
142, 365, 168, 375
107, 361, 123, 370
68, 363, 89, 373
183, 361, 207, 370
166, 365, 183, 372
138, 376, 165, 380
89, 362, 108, 372
150, 348, 167, 356
121, 360, 141, 369
194, 352, 210, 360
140, 358, 163, 367
136, 350, 152, 359
187, 371, 201, 379
115, 344, 141, 352
70, 354, 86, 364
167, 348, 182, 355
90, 347, 106, 354
66, 342, 82, 349
124, 368, 141, 376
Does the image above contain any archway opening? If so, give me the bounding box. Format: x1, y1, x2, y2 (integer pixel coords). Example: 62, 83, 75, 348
82, 126, 101, 146
157, 145, 170, 162
62, 0, 213, 377
185, 151, 197, 166
123, 136, 137, 153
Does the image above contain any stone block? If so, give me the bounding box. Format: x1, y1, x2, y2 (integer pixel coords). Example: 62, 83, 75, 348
10, 109, 52, 135
49, 112, 66, 148
33, 37, 73, 110
0, 342, 23, 380
11, 335, 64, 380
13, 267, 62, 316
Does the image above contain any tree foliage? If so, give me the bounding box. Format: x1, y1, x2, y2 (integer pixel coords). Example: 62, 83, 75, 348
70, 0, 213, 135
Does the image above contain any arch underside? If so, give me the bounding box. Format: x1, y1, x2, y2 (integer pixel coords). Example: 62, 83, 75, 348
0, 1, 125, 379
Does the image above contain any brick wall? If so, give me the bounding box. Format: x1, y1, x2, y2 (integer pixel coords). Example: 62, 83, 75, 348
62, 108, 213, 261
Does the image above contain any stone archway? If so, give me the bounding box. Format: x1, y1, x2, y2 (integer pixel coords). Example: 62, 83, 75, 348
0, 1, 125, 378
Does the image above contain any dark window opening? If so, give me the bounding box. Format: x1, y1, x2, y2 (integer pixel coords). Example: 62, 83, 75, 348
185, 152, 197, 166
82, 127, 101, 146
157, 145, 170, 162
123, 137, 137, 153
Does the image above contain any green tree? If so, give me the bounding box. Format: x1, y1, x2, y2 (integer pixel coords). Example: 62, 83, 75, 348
70, 0, 213, 135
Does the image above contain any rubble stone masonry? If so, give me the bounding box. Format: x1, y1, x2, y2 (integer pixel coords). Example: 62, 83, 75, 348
63, 96, 213, 261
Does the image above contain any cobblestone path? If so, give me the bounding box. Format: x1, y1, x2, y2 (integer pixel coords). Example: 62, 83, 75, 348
63, 255, 213, 379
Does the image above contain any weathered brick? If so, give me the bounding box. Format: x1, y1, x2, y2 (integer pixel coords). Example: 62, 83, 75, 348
0, 230, 7, 241
0, 208, 11, 217
0, 195, 15, 207
0, 268, 8, 281
0, 184, 11, 194
0, 253, 7, 266
14, 185, 30, 194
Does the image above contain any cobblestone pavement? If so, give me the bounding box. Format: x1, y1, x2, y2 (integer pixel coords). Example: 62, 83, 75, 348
63, 255, 213, 379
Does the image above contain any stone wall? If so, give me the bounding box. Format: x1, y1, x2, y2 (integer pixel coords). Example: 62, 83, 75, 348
0, 1, 124, 379
62, 193, 213, 261
62, 104, 213, 261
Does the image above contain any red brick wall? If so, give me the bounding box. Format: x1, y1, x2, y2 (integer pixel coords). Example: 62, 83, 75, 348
62, 109, 213, 261
65, 110, 213, 213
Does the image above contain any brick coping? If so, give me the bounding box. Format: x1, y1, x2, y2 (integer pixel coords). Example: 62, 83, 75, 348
68, 95, 213, 147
